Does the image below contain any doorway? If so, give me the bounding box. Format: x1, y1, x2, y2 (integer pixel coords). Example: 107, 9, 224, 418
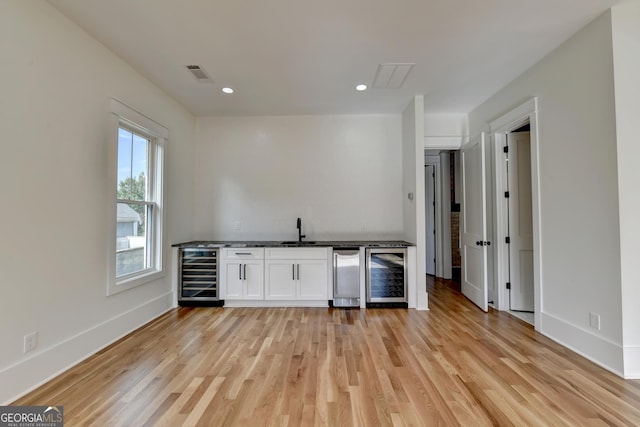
506, 124, 534, 324
490, 98, 542, 329
425, 164, 436, 275
424, 151, 453, 281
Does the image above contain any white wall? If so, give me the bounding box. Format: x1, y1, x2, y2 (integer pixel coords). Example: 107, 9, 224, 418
469, 11, 624, 374
611, 0, 640, 379
0, 1, 196, 403
424, 113, 468, 149
194, 115, 403, 241
402, 102, 419, 246
402, 96, 428, 310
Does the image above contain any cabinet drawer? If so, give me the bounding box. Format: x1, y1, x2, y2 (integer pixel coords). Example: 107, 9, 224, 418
265, 247, 328, 260
223, 248, 264, 260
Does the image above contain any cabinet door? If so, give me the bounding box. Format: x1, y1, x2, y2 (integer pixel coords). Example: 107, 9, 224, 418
224, 262, 244, 299
265, 261, 296, 300
244, 261, 264, 300
297, 260, 328, 300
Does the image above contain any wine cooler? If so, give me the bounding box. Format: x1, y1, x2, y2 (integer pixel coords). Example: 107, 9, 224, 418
365, 248, 407, 305
178, 248, 221, 305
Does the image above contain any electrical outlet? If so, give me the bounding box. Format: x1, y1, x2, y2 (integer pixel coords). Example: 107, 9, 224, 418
24, 332, 37, 353
589, 312, 601, 330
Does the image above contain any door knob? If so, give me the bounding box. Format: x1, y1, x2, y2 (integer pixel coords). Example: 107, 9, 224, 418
476, 241, 482, 246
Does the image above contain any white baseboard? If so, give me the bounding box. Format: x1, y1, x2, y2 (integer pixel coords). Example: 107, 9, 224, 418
623, 345, 640, 379
407, 246, 421, 309
416, 291, 429, 311
540, 311, 624, 377
223, 300, 328, 308
0, 292, 174, 405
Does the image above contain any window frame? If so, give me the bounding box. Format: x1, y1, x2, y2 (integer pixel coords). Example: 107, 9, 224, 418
107, 99, 167, 295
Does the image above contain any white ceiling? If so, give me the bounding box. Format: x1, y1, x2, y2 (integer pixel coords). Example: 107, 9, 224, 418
48, 0, 620, 116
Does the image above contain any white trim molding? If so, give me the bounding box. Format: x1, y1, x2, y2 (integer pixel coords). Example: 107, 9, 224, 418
107, 99, 168, 296
0, 292, 174, 405
623, 346, 640, 379
424, 156, 445, 278
541, 311, 624, 377
424, 136, 463, 150
489, 98, 543, 330
110, 98, 168, 139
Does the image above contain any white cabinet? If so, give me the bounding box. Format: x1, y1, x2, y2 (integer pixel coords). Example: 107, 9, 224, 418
222, 248, 264, 300
264, 262, 297, 299
265, 248, 329, 301
297, 260, 329, 299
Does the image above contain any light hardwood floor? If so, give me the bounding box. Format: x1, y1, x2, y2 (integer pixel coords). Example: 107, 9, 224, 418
14, 277, 640, 426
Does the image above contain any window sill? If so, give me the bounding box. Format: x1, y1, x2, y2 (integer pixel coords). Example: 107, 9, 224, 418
107, 269, 164, 296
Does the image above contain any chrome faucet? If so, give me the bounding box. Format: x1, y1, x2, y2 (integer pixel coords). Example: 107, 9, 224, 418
297, 217, 306, 242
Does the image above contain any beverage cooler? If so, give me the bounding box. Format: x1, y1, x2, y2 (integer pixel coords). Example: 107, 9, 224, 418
366, 248, 407, 306
333, 248, 361, 308
178, 248, 222, 305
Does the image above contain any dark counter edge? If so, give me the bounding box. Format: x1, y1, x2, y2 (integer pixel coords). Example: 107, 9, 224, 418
172, 240, 415, 249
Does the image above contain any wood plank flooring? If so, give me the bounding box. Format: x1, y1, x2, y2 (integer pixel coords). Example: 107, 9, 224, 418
14, 277, 640, 426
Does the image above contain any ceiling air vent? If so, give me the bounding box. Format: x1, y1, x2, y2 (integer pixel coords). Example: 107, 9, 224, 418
185, 65, 213, 83
372, 63, 415, 89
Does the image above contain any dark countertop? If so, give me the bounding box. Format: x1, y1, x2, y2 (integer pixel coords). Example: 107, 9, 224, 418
172, 240, 414, 248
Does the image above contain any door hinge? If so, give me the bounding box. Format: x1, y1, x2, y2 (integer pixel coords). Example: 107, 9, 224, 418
503, 146, 509, 153
505, 236, 510, 244
504, 191, 510, 198
506, 282, 511, 289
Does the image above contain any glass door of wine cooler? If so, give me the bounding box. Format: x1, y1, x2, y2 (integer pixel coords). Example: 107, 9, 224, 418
366, 248, 407, 303
179, 248, 219, 301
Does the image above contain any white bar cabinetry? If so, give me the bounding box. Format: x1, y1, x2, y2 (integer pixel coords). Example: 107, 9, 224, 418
221, 247, 330, 306
265, 248, 329, 302
221, 248, 264, 300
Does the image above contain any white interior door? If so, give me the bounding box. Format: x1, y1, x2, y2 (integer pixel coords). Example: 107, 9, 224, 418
425, 164, 436, 275
507, 132, 534, 311
461, 134, 489, 312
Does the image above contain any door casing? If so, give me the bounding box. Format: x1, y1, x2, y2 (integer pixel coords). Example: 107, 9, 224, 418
423, 153, 453, 279
507, 132, 534, 312
489, 98, 542, 330
425, 164, 437, 275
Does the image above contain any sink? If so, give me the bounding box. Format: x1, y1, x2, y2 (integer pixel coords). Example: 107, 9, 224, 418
279, 241, 317, 245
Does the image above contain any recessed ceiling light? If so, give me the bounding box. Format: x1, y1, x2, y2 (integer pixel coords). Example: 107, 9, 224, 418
355, 84, 367, 92
222, 87, 234, 94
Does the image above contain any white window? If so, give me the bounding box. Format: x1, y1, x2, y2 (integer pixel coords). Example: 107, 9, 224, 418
107, 99, 166, 295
